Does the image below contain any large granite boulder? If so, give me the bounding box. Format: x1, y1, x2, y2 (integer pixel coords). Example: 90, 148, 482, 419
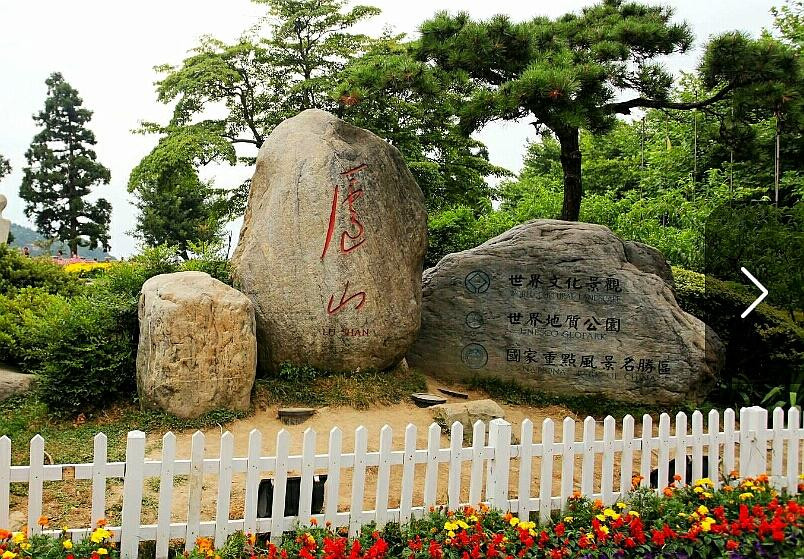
137, 271, 257, 419
407, 220, 723, 405
231, 109, 428, 374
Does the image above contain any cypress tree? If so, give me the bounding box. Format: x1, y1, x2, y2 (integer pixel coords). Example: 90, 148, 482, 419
20, 73, 112, 256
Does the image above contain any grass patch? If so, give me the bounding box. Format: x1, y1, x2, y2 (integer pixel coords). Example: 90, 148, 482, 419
0, 394, 247, 465
467, 375, 697, 419
254, 365, 427, 409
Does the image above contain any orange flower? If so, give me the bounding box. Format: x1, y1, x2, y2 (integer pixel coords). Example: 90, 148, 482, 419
729, 470, 739, 479
673, 474, 682, 482
663, 487, 674, 497
593, 499, 603, 509
0, 529, 11, 540
572, 490, 582, 499
309, 518, 317, 526
96, 519, 108, 528
37, 515, 49, 527
757, 474, 769, 483
631, 475, 644, 489
723, 485, 734, 492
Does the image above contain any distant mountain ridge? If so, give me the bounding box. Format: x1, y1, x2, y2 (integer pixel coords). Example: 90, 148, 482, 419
8, 222, 115, 260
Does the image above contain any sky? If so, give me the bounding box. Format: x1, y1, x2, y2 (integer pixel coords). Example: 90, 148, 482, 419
0, 0, 780, 257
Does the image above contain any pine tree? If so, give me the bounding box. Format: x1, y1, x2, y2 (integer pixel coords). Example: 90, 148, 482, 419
357, 0, 798, 220
20, 73, 112, 256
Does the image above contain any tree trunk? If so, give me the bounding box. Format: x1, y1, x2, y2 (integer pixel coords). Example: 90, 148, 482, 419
557, 126, 582, 221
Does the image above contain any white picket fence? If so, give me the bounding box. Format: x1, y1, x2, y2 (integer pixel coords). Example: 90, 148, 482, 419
0, 406, 802, 558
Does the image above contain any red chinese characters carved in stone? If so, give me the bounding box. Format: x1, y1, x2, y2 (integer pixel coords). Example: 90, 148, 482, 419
321, 164, 369, 316
326, 280, 366, 315
321, 164, 367, 260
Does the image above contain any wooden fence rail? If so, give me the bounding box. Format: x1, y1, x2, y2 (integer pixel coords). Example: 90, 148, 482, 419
0, 406, 801, 558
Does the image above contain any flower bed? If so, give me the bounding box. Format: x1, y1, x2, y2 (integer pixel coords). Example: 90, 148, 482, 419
1, 476, 801, 558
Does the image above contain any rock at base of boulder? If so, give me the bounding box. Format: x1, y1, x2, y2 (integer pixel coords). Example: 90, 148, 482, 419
137, 271, 257, 419
431, 399, 505, 438
0, 366, 33, 402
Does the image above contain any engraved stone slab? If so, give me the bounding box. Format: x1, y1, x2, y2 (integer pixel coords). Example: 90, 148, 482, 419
407, 220, 723, 405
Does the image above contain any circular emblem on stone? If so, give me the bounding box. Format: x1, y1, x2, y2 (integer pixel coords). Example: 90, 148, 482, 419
465, 311, 484, 329
461, 343, 488, 369
464, 270, 490, 293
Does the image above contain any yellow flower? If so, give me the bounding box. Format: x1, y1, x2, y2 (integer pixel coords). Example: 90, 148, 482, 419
628, 511, 640, 518
599, 526, 610, 535
509, 516, 520, 527
694, 478, 714, 488
690, 512, 699, 521
603, 508, 618, 518
703, 492, 713, 498
447, 531, 455, 538
11, 533, 24, 544
456, 520, 469, 530
444, 521, 457, 531
697, 505, 709, 516
563, 516, 574, 523
63, 540, 73, 550
739, 492, 754, 500
595, 514, 606, 522
2, 551, 16, 559
616, 502, 627, 510
19, 544, 29, 552
91, 527, 111, 543
693, 486, 703, 494
700, 517, 716, 532
97, 548, 108, 555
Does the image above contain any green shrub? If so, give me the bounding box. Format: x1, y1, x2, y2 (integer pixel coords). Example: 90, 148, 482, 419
0, 244, 82, 296
180, 240, 232, 284
673, 266, 804, 406
31, 290, 137, 416
426, 206, 515, 267
0, 288, 68, 370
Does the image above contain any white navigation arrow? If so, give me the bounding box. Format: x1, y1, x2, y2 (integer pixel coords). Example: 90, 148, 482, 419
740, 267, 768, 318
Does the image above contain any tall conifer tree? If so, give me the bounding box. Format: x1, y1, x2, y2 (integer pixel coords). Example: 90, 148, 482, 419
20, 73, 112, 256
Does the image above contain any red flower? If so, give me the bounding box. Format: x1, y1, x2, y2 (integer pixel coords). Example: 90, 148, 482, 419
554, 522, 565, 537
726, 539, 739, 551
428, 540, 443, 559
651, 530, 665, 547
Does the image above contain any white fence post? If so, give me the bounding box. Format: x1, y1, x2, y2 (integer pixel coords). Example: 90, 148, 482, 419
120, 430, 146, 559
487, 418, 511, 511
740, 406, 768, 478
0, 436, 10, 530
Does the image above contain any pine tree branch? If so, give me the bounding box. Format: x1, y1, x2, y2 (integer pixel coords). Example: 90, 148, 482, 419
606, 82, 737, 114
